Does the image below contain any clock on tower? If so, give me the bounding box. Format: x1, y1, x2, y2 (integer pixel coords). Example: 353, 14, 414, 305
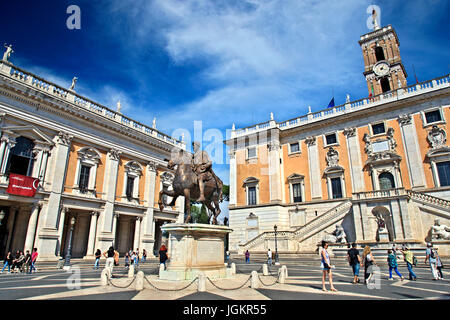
359, 21, 408, 96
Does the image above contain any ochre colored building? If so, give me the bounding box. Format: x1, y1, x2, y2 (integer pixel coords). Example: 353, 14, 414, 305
225, 23, 450, 256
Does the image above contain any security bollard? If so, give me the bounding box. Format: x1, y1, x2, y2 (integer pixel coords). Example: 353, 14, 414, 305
135, 271, 144, 291
231, 263, 236, 275
278, 266, 286, 284
159, 263, 165, 276
282, 265, 288, 278
101, 268, 110, 286
263, 264, 269, 276
198, 273, 206, 292
251, 271, 260, 289
128, 264, 135, 278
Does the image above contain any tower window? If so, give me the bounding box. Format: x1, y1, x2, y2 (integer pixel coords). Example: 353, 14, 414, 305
126, 176, 135, 200
248, 186, 257, 205
375, 46, 385, 62
380, 77, 391, 93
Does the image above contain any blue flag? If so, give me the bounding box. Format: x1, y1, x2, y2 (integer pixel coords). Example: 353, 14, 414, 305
327, 97, 335, 108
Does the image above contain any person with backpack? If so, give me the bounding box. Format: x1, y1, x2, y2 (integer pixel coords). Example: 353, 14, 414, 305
347, 243, 361, 284
1, 251, 12, 274
425, 243, 439, 280
387, 249, 403, 281
401, 246, 417, 281
94, 249, 102, 270
362, 246, 377, 285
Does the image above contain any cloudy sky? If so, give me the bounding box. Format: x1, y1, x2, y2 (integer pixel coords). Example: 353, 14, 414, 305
1, 0, 449, 218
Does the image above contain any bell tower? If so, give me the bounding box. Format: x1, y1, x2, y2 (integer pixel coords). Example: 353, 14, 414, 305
359, 12, 408, 96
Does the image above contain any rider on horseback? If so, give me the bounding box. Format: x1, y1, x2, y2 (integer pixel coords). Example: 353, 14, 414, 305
192, 141, 223, 202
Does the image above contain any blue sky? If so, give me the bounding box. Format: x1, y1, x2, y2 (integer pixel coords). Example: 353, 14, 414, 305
1, 1, 449, 219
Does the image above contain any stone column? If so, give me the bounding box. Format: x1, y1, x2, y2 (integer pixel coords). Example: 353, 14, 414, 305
352, 203, 364, 241
5, 206, 18, 251
24, 203, 41, 252
97, 149, 121, 248
398, 198, 414, 240
390, 200, 404, 240
133, 216, 142, 250
306, 136, 322, 199
112, 213, 119, 246
358, 202, 373, 241
268, 138, 282, 203
86, 211, 99, 257
56, 206, 68, 256
398, 114, 426, 189
0, 134, 17, 175
43, 132, 73, 229
344, 127, 365, 193
228, 149, 237, 205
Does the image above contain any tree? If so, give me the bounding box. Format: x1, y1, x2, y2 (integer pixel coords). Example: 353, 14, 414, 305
222, 185, 229, 202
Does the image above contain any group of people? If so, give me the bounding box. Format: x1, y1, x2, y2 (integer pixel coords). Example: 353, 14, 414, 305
93, 247, 148, 271
124, 249, 148, 270
1, 248, 38, 274
345, 242, 444, 285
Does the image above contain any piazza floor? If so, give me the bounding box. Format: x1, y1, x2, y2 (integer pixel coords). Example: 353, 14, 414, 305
0, 256, 448, 300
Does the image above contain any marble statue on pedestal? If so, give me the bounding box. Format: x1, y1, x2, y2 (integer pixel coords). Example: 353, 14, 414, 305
2, 44, 13, 62
69, 77, 78, 91
431, 219, 450, 240
323, 224, 347, 243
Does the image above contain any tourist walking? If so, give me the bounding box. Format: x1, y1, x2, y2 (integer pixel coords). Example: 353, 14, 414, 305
124, 252, 130, 270
435, 249, 444, 280
24, 250, 31, 273
267, 249, 272, 265
320, 241, 337, 292
1, 251, 12, 274
103, 246, 116, 273
425, 243, 439, 280
94, 249, 101, 270
29, 248, 38, 274
387, 249, 403, 281
159, 244, 168, 270
11, 250, 25, 273
347, 243, 361, 284
141, 249, 147, 264
401, 246, 417, 281
225, 250, 230, 265
362, 246, 377, 285
245, 250, 250, 263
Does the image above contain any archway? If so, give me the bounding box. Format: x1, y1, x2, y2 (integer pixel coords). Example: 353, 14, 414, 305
371, 206, 394, 242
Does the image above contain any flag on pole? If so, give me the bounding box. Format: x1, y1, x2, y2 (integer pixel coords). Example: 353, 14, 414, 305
327, 97, 335, 108
369, 83, 374, 97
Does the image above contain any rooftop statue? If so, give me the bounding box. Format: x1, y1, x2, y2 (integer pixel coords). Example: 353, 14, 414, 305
158, 142, 223, 224
2, 44, 13, 62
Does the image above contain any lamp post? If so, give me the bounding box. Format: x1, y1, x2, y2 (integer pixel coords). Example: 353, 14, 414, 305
64, 216, 76, 269
274, 225, 279, 265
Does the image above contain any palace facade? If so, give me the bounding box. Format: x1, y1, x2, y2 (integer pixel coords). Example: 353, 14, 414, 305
225, 24, 450, 255
0, 57, 185, 261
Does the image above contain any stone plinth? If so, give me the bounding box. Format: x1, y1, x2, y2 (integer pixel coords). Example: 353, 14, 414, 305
159, 223, 233, 281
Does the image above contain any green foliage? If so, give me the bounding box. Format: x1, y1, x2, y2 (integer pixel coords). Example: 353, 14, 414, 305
222, 185, 229, 202
190, 204, 210, 224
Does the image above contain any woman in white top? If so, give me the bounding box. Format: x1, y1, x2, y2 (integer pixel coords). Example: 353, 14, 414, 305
321, 241, 338, 292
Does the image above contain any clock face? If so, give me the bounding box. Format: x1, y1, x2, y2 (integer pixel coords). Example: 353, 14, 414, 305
373, 61, 390, 77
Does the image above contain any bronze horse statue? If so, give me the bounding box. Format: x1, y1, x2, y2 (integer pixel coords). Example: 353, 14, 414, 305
158, 149, 223, 224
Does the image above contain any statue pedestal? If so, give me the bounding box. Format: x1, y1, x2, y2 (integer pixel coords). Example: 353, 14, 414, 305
159, 223, 233, 281
378, 228, 389, 242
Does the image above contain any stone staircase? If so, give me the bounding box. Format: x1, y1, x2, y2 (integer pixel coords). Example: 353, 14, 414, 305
239, 200, 353, 253
407, 190, 450, 218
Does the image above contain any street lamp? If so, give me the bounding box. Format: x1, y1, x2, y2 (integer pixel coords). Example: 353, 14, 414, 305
64, 216, 76, 269
274, 225, 279, 265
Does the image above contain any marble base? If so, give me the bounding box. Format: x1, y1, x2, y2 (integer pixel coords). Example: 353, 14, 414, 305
159, 223, 233, 281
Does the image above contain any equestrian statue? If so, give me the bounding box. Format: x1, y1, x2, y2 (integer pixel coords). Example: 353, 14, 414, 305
158, 141, 223, 224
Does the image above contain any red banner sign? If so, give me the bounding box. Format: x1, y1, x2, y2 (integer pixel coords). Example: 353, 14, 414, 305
6, 173, 39, 197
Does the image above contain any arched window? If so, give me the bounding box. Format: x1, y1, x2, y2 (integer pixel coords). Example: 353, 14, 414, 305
375, 46, 385, 62
7, 136, 35, 176
379, 172, 395, 190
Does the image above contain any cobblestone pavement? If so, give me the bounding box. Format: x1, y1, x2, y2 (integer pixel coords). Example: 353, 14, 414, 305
0, 257, 448, 300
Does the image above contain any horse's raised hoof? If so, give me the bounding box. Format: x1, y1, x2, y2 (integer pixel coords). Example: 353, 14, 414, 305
158, 203, 164, 212
184, 215, 191, 224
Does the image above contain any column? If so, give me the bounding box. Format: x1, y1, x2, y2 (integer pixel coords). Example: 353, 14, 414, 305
398, 114, 427, 189
112, 213, 119, 246
99, 149, 121, 238
141, 161, 157, 252
389, 200, 404, 240
86, 211, 99, 256
43, 131, 73, 229
228, 149, 237, 205
268, 138, 282, 202
5, 206, 18, 252
24, 203, 41, 252
133, 217, 142, 250
398, 198, 414, 240
352, 203, 364, 241
306, 136, 322, 199
56, 206, 68, 256
0, 134, 17, 174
